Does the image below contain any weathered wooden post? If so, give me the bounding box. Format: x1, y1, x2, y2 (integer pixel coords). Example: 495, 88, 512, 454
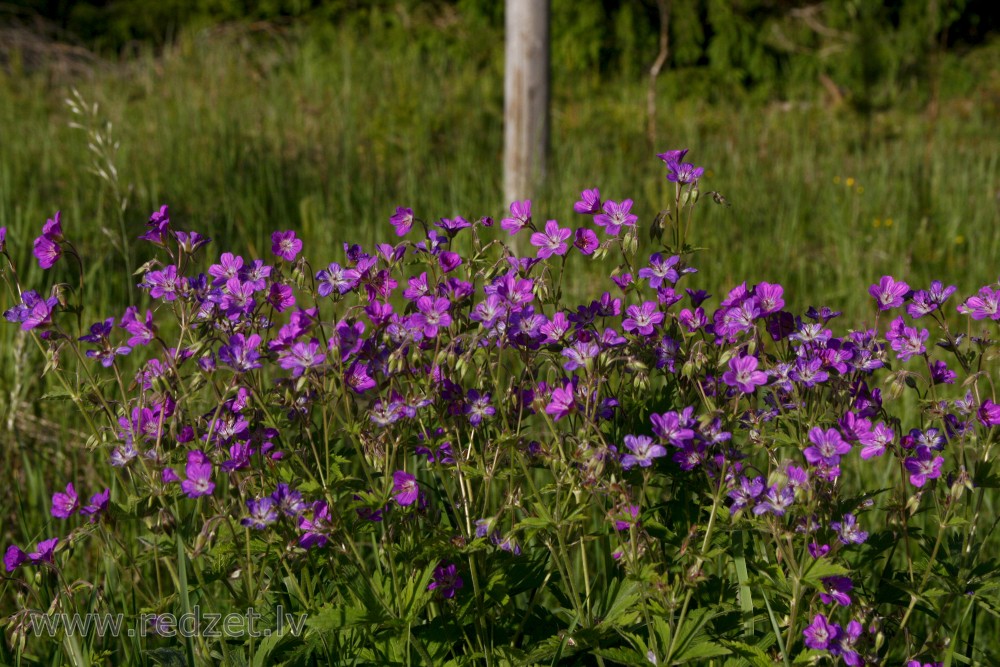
503, 0, 550, 206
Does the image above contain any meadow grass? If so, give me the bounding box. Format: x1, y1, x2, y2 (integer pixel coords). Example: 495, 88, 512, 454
1, 20, 999, 659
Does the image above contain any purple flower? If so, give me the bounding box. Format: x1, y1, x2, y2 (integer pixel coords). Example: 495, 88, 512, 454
219, 333, 263, 372
370, 399, 403, 427
271, 230, 302, 261
593, 199, 638, 235
754, 282, 785, 314
465, 390, 495, 426
545, 382, 576, 421
242, 497, 279, 529
390, 206, 415, 236
832, 513, 868, 545
32, 538, 59, 564
392, 471, 419, 506
471, 293, 508, 330
573, 188, 601, 215
809, 542, 831, 559
752, 484, 794, 516
536, 311, 567, 343
622, 301, 663, 336
4, 545, 28, 572
32, 211, 64, 268
0, 226, 6, 253
638, 253, 680, 288
837, 620, 864, 667
678, 307, 708, 332
428, 562, 463, 599
51, 483, 79, 519
208, 252, 244, 285
529, 220, 572, 258
804, 427, 851, 467
601, 327, 626, 346
790, 357, 829, 388
659, 149, 705, 184
175, 230, 211, 254
501, 200, 531, 235
412, 296, 452, 338
491, 273, 535, 312
120, 307, 156, 347
666, 162, 704, 184
728, 476, 764, 514
3, 290, 53, 330
574, 228, 600, 255
79, 318, 131, 366
656, 148, 688, 166
271, 484, 307, 517
141, 265, 181, 302
4, 538, 59, 572
620, 435, 666, 470
316, 262, 361, 297
929, 360, 956, 385
140, 205, 170, 245
436, 216, 472, 233
33, 235, 62, 269
979, 399, 1000, 427
220, 277, 255, 319
869, 275, 910, 310
819, 576, 854, 606
298, 501, 333, 549
859, 422, 894, 459
268, 283, 295, 311
278, 339, 325, 377
561, 340, 599, 371
180, 450, 214, 498
80, 488, 110, 521
438, 251, 462, 273
345, 361, 377, 394
651, 410, 695, 446
890, 325, 929, 361
403, 272, 431, 301
722, 355, 769, 394
905, 446, 945, 487
238, 259, 271, 291
802, 614, 840, 650
958, 286, 1000, 320
908, 281, 957, 318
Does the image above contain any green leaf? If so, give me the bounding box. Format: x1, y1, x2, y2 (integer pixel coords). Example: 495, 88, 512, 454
400, 562, 437, 621
251, 629, 303, 667
673, 639, 731, 663
721, 635, 777, 667
733, 530, 755, 637
306, 604, 386, 632
592, 646, 648, 664
146, 647, 188, 667
800, 559, 850, 589
668, 608, 730, 663
175, 537, 196, 667
597, 578, 641, 628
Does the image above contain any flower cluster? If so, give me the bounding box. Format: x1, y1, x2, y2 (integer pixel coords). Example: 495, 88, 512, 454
2, 149, 997, 665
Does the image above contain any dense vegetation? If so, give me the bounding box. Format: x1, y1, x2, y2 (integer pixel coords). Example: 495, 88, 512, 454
1, 1, 999, 664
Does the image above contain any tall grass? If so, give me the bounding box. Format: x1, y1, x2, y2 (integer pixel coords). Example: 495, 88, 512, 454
2, 23, 998, 314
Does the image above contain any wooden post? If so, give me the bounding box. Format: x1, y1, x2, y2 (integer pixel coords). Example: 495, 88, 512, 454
504, 0, 550, 206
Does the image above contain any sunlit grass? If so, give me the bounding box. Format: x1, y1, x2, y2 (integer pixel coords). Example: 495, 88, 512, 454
1, 21, 999, 616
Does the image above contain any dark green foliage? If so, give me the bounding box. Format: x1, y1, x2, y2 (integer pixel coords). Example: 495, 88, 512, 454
13, 0, 998, 105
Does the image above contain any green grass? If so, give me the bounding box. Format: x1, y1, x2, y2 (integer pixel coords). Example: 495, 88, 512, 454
1, 15, 999, 593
